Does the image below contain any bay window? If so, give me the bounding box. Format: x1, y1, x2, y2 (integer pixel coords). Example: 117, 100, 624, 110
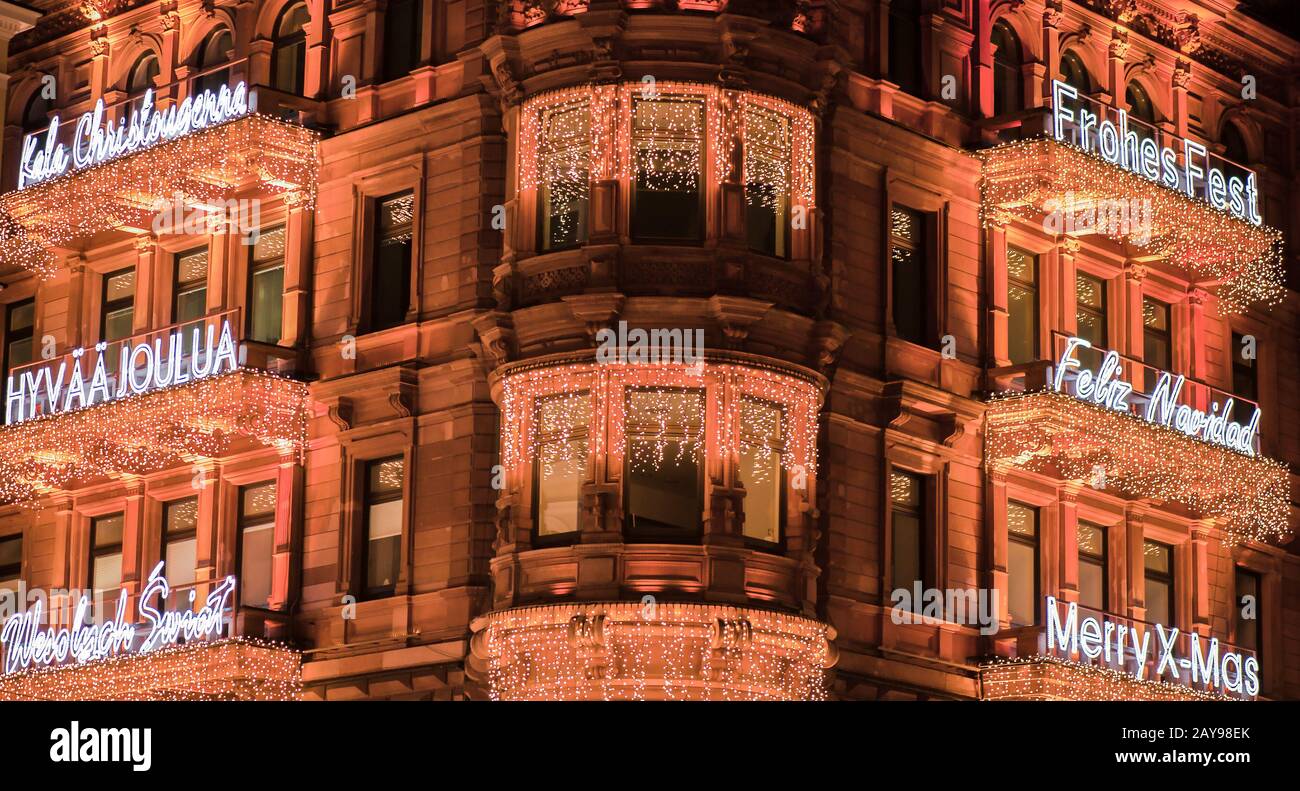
502, 360, 819, 547
521, 84, 814, 258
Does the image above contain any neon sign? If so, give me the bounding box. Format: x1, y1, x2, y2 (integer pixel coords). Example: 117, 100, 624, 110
1051, 79, 1262, 226
0, 561, 236, 673
1052, 336, 1259, 456
1045, 596, 1259, 699
5, 319, 240, 425
19, 81, 251, 189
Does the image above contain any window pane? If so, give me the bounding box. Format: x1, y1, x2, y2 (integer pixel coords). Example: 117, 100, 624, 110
1076, 274, 1107, 348
1145, 579, 1171, 626
744, 104, 791, 257
1007, 502, 1036, 538
539, 101, 590, 251
241, 522, 274, 608
890, 206, 926, 344
1143, 540, 1170, 573
7, 300, 33, 332
368, 457, 405, 495
740, 446, 781, 542
382, 0, 421, 81
250, 264, 285, 344
164, 537, 197, 586
93, 514, 124, 548
1007, 540, 1037, 626
7, 338, 32, 370
105, 269, 135, 301
631, 96, 703, 241
1006, 247, 1037, 364
626, 440, 700, 533
1235, 570, 1259, 652
165, 498, 198, 535
0, 536, 20, 593
372, 192, 414, 330
366, 499, 402, 591
1143, 297, 1171, 370
538, 439, 586, 536
241, 482, 277, 519
1079, 559, 1105, 611
890, 471, 920, 508
93, 552, 122, 592
891, 511, 922, 594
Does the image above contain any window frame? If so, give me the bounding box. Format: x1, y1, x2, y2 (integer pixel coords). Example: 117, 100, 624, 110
0, 533, 22, 588
236, 479, 279, 609
172, 244, 210, 325
628, 93, 707, 245
1006, 500, 1041, 627
368, 190, 416, 333
89, 512, 125, 593
888, 468, 931, 608
247, 224, 288, 344
1141, 295, 1173, 372
888, 202, 931, 347
1233, 567, 1262, 657
1005, 244, 1039, 365
271, 1, 309, 95
737, 396, 787, 549
100, 267, 136, 343
1076, 520, 1108, 613
622, 387, 706, 542
1074, 271, 1108, 350
1142, 539, 1175, 628
530, 391, 591, 546
4, 296, 35, 377
161, 496, 199, 586
991, 19, 1023, 116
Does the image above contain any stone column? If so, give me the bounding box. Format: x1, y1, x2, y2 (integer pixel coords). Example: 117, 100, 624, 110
1171, 59, 1191, 140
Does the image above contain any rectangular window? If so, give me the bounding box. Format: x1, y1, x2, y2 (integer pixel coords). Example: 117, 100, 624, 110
1076, 273, 1108, 349
744, 104, 791, 258
887, 0, 923, 96
239, 481, 277, 608
363, 456, 404, 597
1077, 522, 1107, 612
91, 513, 124, 593
370, 192, 414, 332
538, 100, 590, 252
1142, 297, 1172, 371
101, 268, 136, 342
890, 205, 928, 345
625, 389, 703, 538
249, 225, 287, 344
381, 0, 421, 81
534, 393, 589, 538
630, 95, 704, 243
1006, 502, 1039, 626
0, 535, 20, 593
1006, 246, 1038, 365
162, 497, 198, 587
889, 470, 926, 608
1143, 539, 1174, 627
173, 247, 209, 324
739, 399, 783, 543
1235, 568, 1260, 654
4, 298, 34, 375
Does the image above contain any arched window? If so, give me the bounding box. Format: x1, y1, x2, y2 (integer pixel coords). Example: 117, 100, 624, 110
127, 53, 160, 97
887, 0, 923, 97
21, 91, 51, 136
991, 19, 1022, 115
1125, 81, 1155, 124
194, 27, 234, 96
271, 2, 310, 94
1221, 120, 1250, 165
382, 0, 422, 82
1060, 50, 1090, 93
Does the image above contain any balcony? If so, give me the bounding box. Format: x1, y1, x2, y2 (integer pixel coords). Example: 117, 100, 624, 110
986, 334, 1288, 546
0, 309, 309, 506
467, 601, 836, 700
0, 64, 319, 277
979, 86, 1283, 315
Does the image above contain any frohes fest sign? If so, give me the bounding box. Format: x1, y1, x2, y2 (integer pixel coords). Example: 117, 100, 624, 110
1050, 79, 1262, 226
0, 562, 236, 673
1045, 596, 1259, 699
4, 318, 241, 425
18, 81, 251, 189
1051, 336, 1260, 456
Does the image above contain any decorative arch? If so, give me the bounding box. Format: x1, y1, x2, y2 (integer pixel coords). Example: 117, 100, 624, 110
112, 38, 165, 93
180, 11, 238, 65
1122, 74, 1162, 125
253, 0, 314, 41
9, 75, 53, 134
989, 4, 1041, 64
1058, 47, 1092, 93
1218, 111, 1259, 165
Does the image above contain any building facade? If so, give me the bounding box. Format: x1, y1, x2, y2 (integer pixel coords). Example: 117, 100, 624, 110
0, 0, 1295, 700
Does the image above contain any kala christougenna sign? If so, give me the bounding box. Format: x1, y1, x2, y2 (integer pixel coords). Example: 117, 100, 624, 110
19, 81, 251, 189
0, 562, 236, 673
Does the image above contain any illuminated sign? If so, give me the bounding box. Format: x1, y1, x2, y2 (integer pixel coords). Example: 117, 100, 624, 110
0, 562, 236, 673
1052, 336, 1259, 456
19, 81, 251, 189
1045, 596, 1259, 699
1051, 79, 1261, 225
5, 319, 240, 425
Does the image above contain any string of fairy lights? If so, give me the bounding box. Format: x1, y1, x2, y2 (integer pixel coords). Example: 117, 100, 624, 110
980, 655, 1231, 701
498, 360, 822, 481
979, 137, 1284, 314
0, 369, 309, 506
0, 637, 301, 701
477, 602, 835, 701
985, 390, 1291, 546
0, 114, 319, 276
518, 82, 816, 218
